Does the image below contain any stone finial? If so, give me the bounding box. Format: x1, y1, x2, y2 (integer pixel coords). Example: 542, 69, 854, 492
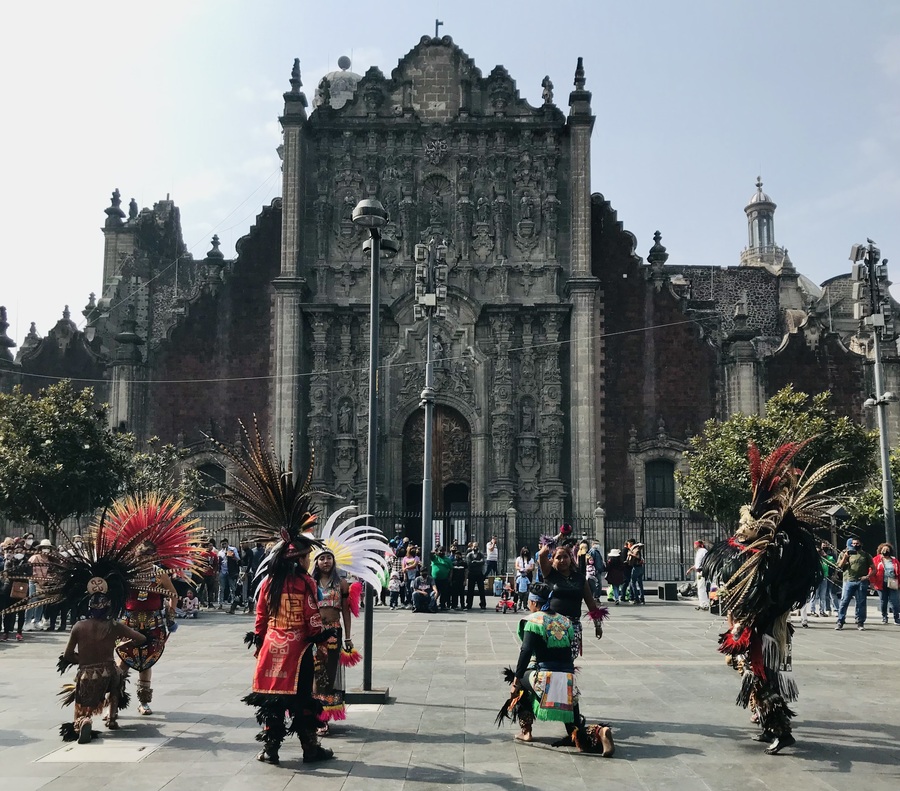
0, 306, 16, 362
105, 187, 126, 228
574, 57, 585, 90
206, 234, 224, 260
62, 305, 71, 322
568, 57, 592, 115
647, 230, 669, 267
290, 58, 302, 93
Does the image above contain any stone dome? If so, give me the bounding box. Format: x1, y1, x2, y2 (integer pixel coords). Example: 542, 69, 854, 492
747, 176, 773, 205
313, 56, 362, 110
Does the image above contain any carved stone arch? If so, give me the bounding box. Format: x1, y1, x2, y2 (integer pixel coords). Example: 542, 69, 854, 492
181, 448, 232, 514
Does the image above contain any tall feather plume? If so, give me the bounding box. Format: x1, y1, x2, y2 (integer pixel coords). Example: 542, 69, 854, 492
203, 417, 323, 558
313, 505, 389, 591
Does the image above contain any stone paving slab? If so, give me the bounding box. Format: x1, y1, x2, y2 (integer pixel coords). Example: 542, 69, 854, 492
1, 600, 899, 789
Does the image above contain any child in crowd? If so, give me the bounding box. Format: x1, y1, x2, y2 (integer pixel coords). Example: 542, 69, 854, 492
585, 555, 599, 598
181, 589, 200, 618
388, 570, 401, 610
515, 571, 530, 612
496, 579, 516, 613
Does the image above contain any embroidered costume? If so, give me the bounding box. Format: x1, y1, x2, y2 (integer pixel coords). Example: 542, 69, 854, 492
208, 417, 336, 766
99, 494, 204, 715
0, 504, 199, 742
703, 441, 841, 755
496, 583, 614, 756
312, 506, 388, 728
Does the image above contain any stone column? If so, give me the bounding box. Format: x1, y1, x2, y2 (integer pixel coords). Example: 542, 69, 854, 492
566, 58, 598, 515
272, 60, 309, 466
723, 309, 764, 417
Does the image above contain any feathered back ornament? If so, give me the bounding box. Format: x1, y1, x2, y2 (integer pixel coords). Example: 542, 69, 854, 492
98, 493, 205, 575
0, 497, 201, 620
705, 438, 844, 626
312, 505, 389, 591
205, 419, 323, 617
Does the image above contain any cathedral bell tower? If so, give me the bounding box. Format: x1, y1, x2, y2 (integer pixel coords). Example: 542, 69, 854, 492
740, 177, 784, 270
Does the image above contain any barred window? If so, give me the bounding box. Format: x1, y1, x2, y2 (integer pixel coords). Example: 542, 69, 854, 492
645, 460, 675, 509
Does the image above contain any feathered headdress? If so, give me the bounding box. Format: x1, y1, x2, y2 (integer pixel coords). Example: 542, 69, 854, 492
1, 494, 202, 619
204, 418, 324, 580
313, 505, 388, 591
705, 439, 843, 626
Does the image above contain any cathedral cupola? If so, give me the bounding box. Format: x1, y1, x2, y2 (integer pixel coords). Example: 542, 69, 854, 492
740, 177, 784, 269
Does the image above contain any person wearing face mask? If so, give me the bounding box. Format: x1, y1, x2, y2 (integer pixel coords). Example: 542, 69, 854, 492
1, 540, 30, 640
27, 538, 54, 631
835, 538, 875, 631
869, 542, 900, 626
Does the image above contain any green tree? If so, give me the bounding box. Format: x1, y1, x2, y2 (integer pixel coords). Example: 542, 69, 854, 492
120, 436, 207, 507
0, 381, 131, 540
845, 449, 900, 537
677, 386, 877, 525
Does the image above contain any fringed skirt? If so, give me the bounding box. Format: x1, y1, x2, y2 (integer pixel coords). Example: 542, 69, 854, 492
733, 631, 798, 737
313, 616, 346, 721
116, 610, 167, 671
59, 661, 123, 724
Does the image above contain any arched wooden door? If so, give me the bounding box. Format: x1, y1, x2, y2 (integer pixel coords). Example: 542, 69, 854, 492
402, 405, 471, 513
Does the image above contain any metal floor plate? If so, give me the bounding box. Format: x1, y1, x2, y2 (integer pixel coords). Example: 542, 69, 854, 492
37, 737, 169, 763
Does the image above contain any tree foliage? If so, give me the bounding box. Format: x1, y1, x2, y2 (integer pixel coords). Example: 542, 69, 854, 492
119, 436, 207, 507
677, 386, 877, 525
845, 448, 900, 536
0, 382, 131, 538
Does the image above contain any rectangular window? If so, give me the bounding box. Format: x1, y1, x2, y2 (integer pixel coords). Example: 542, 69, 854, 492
645, 460, 675, 509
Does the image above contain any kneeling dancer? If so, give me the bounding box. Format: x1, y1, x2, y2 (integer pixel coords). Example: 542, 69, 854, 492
496, 582, 614, 755
703, 440, 841, 755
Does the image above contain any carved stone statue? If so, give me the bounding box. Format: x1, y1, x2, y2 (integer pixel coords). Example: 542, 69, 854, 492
338, 400, 353, 434
128, 198, 138, 221
541, 75, 554, 105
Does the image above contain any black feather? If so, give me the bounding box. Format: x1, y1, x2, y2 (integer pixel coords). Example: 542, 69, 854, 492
57, 654, 76, 675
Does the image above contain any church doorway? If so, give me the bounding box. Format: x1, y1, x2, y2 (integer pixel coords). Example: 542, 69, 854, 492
402, 405, 471, 515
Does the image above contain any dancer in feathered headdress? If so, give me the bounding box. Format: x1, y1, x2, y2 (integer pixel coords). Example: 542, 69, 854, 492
0, 510, 197, 741
702, 440, 842, 755
207, 418, 336, 766
311, 506, 388, 733
98, 494, 205, 716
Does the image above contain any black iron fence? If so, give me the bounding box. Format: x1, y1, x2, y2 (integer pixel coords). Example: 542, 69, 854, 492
604, 510, 725, 581
2, 508, 725, 581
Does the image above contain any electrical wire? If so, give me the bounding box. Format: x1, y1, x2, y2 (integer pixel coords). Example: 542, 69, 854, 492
13, 317, 708, 386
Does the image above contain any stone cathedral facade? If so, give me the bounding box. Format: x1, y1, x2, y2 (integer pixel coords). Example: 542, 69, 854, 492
2, 35, 898, 528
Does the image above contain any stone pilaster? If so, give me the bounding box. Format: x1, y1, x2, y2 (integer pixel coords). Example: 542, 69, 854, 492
566, 58, 598, 515
272, 60, 309, 466
109, 305, 144, 435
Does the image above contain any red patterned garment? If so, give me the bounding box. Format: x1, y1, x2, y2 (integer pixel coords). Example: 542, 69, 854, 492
252, 573, 324, 695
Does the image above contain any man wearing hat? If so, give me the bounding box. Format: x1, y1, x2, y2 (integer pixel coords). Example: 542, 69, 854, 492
685, 540, 710, 610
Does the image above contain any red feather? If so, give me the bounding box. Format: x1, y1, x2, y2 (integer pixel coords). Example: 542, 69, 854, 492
348, 581, 362, 617
98, 494, 204, 573
748, 443, 762, 489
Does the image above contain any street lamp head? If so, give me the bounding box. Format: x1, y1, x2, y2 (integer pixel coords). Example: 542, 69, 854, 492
884, 391, 897, 402
352, 198, 388, 229
362, 235, 400, 260
864, 397, 877, 408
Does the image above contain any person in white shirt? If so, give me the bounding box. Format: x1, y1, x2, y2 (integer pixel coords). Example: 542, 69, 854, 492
485, 536, 500, 577
685, 540, 710, 610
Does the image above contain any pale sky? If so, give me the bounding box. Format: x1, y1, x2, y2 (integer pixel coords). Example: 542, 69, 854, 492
2, 0, 898, 347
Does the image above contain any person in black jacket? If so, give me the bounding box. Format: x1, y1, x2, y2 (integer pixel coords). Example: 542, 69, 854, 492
465, 544, 487, 610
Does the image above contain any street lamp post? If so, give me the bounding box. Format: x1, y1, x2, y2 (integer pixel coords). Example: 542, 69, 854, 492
851, 240, 897, 550
351, 198, 397, 696
414, 238, 449, 562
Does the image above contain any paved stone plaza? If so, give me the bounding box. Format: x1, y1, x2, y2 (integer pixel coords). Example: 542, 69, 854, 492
1, 599, 898, 791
